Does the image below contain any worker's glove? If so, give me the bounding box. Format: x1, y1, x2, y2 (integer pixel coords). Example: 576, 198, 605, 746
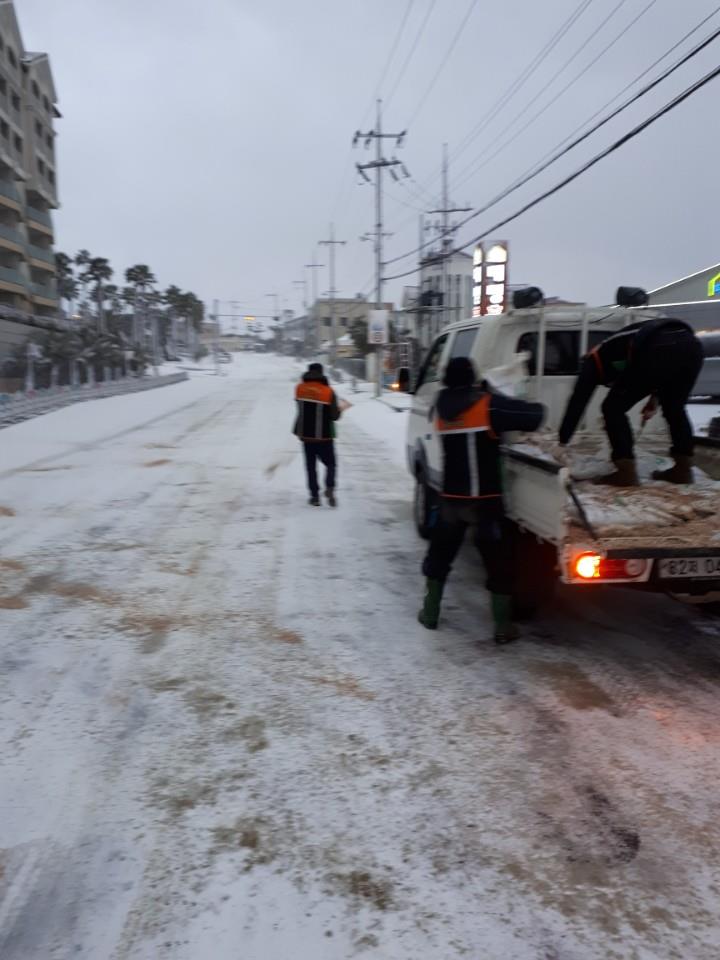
551, 443, 570, 467
641, 396, 658, 424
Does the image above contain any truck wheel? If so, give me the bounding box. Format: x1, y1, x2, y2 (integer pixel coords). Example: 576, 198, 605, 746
511, 525, 558, 619
414, 471, 438, 540
667, 591, 720, 615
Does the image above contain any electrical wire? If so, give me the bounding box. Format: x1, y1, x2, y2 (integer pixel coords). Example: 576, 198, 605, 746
365, 0, 416, 122
384, 0, 438, 111
513, 3, 720, 187
453, 0, 660, 190
383, 15, 720, 267
404, 0, 479, 127
451, 0, 595, 166
383, 59, 720, 282
385, 0, 597, 229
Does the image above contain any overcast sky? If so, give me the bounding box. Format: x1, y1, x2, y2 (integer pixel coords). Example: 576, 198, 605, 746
16, 0, 720, 322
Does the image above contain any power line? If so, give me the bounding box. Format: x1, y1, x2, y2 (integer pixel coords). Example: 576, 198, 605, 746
405, 0, 479, 127
384, 0, 438, 111
387, 0, 597, 227
453, 0, 660, 190
452, 0, 634, 186
384, 15, 720, 268
383, 59, 720, 282
451, 0, 596, 165
515, 3, 720, 186
365, 0, 416, 121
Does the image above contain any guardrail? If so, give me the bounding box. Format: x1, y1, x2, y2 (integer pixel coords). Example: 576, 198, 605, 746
0, 372, 189, 429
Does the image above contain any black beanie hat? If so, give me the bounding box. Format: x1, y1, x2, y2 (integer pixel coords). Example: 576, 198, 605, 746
308, 362, 324, 374
443, 356, 475, 388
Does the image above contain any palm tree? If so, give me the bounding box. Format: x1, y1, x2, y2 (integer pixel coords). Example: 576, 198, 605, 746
125, 264, 157, 346
55, 252, 78, 319
164, 285, 183, 359
74, 249, 92, 317
78, 256, 113, 335
74, 324, 101, 386
36, 328, 82, 388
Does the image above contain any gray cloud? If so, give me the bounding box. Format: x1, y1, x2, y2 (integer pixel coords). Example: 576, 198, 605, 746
18, 0, 720, 314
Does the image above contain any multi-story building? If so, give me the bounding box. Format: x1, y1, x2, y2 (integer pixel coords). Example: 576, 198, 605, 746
395, 252, 473, 350
0, 1, 59, 318
309, 294, 394, 352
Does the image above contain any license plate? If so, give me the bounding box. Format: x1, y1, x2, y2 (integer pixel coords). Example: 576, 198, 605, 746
659, 557, 720, 579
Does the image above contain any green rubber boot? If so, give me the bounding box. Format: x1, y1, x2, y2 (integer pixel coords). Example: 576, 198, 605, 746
418, 579, 444, 630
491, 594, 520, 645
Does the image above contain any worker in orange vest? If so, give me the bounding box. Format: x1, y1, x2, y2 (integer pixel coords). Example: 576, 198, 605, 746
294, 363, 341, 506
419, 357, 544, 643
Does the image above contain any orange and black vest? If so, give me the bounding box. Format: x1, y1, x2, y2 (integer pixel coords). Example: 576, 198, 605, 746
436, 393, 502, 501
296, 381, 334, 441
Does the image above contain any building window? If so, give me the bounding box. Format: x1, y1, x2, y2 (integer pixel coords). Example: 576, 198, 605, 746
48, 169, 55, 186
0, 77, 6, 96
38, 158, 45, 176
13, 134, 21, 153
35, 120, 42, 137
43, 96, 50, 113
0, 120, 7, 139
32, 81, 40, 99
45, 133, 53, 151
11, 93, 19, 112
7, 48, 17, 69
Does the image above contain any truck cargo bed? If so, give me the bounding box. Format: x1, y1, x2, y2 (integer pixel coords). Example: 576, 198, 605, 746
505, 433, 720, 551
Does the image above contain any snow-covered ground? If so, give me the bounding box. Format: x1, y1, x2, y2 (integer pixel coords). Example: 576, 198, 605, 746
2, 353, 720, 959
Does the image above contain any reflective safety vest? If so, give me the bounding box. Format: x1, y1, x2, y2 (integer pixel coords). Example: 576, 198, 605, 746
436, 393, 502, 500
296, 381, 334, 441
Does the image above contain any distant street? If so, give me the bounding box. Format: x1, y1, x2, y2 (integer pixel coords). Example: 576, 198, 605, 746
1, 355, 720, 960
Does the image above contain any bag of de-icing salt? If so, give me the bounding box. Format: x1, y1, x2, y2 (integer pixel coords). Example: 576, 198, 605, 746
483, 352, 531, 398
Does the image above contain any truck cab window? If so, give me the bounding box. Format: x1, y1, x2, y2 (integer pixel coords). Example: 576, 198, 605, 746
518, 330, 613, 376
449, 327, 478, 360
416, 334, 449, 390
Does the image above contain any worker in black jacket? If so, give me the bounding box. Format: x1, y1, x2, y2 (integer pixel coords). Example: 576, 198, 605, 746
294, 363, 341, 506
558, 317, 703, 486
418, 357, 545, 644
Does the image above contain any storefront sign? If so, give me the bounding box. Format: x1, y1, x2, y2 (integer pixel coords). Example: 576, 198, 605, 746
472, 242, 509, 317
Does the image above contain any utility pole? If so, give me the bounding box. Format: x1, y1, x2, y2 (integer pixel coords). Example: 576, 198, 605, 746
212, 298, 220, 375
354, 100, 408, 397
427, 144, 472, 336
319, 224, 345, 370
305, 252, 325, 354
293, 278, 309, 354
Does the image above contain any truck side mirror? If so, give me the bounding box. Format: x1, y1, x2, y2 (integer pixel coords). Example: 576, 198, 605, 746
397, 366, 411, 393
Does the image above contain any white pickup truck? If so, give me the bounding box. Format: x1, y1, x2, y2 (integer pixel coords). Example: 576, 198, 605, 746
403, 302, 720, 610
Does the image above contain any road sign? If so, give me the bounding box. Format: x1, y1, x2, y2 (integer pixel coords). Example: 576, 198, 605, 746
368, 309, 389, 345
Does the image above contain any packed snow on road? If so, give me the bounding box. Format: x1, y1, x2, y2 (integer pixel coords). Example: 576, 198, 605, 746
1, 353, 720, 960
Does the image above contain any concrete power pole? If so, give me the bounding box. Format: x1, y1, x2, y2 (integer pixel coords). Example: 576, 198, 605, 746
427, 143, 471, 335
213, 298, 220, 376
304, 252, 325, 354
354, 100, 408, 397
319, 224, 345, 370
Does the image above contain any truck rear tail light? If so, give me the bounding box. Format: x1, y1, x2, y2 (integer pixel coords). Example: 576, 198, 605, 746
575, 553, 601, 579
572, 553, 648, 582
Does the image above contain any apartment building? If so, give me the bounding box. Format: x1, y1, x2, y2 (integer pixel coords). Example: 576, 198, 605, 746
0, 0, 59, 318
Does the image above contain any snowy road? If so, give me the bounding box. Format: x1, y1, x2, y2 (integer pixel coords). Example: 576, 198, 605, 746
1, 355, 720, 960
